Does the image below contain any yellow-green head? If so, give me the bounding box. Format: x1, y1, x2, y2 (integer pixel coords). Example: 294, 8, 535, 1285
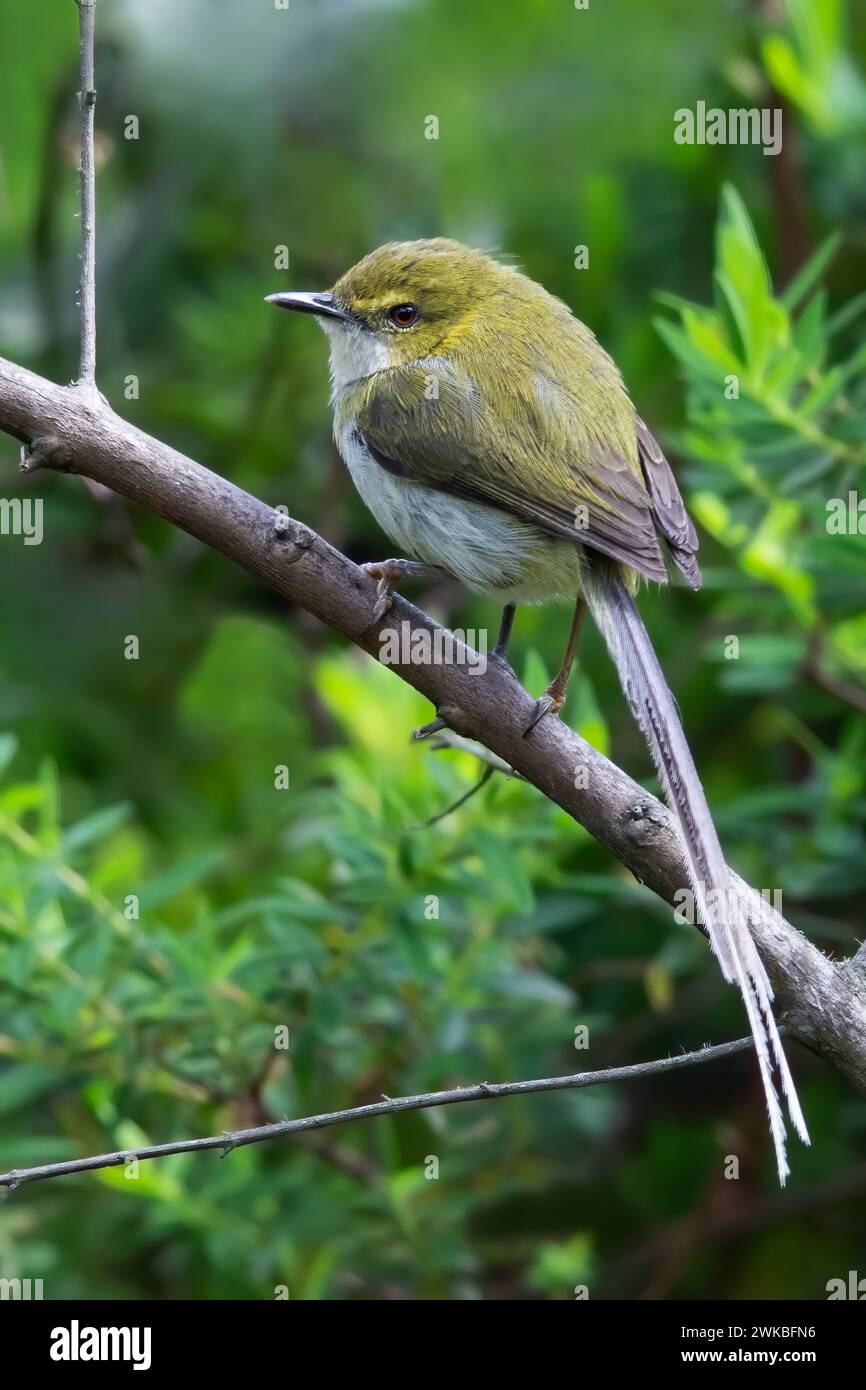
266, 237, 590, 378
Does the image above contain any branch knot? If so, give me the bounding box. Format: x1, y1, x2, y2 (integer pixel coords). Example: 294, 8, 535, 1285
20, 435, 73, 473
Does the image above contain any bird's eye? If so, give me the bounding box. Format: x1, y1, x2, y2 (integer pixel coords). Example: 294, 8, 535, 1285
387, 303, 419, 329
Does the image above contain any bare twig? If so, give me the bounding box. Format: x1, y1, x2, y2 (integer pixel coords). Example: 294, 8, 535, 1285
0, 1037, 757, 1189
422, 764, 495, 826
75, 0, 97, 386
803, 632, 866, 715
421, 729, 525, 824
427, 729, 526, 778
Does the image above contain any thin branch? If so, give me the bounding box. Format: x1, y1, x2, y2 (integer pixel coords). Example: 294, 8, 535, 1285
421, 730, 526, 824
809, 669, 866, 716
75, 0, 97, 386
422, 764, 495, 826
0, 1037, 757, 1189
427, 729, 527, 778
803, 632, 866, 715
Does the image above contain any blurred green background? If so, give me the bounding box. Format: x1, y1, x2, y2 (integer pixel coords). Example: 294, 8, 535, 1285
0, 0, 865, 1300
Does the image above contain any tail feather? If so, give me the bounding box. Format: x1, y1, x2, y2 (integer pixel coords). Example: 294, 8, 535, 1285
581, 561, 809, 1184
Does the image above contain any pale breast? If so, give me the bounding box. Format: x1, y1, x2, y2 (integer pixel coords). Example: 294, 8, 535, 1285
335, 420, 584, 604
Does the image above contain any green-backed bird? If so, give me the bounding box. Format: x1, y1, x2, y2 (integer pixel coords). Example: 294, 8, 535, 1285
267, 238, 809, 1183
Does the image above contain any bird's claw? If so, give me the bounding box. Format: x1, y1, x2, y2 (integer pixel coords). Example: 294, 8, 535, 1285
523, 690, 565, 737
371, 577, 393, 622
361, 560, 403, 623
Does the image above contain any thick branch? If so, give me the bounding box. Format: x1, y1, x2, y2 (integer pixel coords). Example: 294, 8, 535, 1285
0, 1038, 756, 1189
1, 353, 865, 1097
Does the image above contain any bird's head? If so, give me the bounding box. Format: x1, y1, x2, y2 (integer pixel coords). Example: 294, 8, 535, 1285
267, 238, 514, 386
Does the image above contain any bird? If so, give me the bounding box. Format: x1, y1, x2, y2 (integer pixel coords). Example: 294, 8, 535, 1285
267, 237, 809, 1183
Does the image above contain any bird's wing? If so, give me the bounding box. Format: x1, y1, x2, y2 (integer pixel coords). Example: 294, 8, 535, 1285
352, 360, 696, 586
635, 417, 701, 589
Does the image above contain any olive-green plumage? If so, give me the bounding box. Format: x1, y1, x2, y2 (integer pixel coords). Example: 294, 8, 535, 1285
328, 239, 699, 594
267, 237, 809, 1184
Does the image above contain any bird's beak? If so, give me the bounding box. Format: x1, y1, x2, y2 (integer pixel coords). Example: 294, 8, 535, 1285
264, 291, 350, 321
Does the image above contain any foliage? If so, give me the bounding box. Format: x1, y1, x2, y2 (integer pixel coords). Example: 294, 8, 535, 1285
761, 0, 866, 134
0, 0, 864, 1300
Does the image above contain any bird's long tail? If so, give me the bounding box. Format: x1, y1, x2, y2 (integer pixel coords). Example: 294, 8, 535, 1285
581, 559, 809, 1184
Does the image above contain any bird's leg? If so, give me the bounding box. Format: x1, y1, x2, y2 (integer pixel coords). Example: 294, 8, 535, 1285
491, 602, 516, 665
361, 558, 445, 623
524, 596, 586, 736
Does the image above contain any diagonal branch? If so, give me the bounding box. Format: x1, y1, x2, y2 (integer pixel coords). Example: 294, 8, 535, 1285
0, 1037, 758, 1189
1, 350, 865, 1099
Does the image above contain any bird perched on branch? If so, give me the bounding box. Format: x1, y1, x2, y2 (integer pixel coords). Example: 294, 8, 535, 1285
267, 238, 809, 1183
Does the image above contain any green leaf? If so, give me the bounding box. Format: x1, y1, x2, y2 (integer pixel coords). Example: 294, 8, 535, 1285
715, 185, 786, 378
790, 290, 827, 372
0, 1063, 59, 1115
61, 803, 133, 855
654, 317, 730, 385
827, 291, 866, 336
0, 734, 18, 777
781, 231, 842, 312
527, 1233, 594, 1295
136, 849, 224, 911
713, 269, 749, 363
521, 648, 550, 698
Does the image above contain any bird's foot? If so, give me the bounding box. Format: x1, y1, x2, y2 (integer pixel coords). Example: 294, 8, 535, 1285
523, 686, 567, 737
361, 558, 442, 623
361, 559, 401, 622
